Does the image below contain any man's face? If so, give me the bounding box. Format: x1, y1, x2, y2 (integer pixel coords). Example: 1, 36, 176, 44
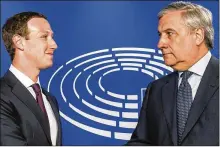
157, 11, 199, 71
23, 17, 57, 69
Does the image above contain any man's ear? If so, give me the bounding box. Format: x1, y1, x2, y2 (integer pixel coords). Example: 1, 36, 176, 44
194, 28, 205, 46
12, 34, 24, 51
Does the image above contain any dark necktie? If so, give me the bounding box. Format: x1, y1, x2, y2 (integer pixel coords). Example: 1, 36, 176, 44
32, 83, 49, 120
177, 71, 193, 144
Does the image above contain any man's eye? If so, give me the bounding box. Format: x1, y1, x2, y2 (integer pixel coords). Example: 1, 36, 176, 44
167, 32, 173, 36
41, 35, 48, 38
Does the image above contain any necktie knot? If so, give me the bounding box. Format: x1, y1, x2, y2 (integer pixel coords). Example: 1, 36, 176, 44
32, 83, 41, 94
181, 71, 193, 82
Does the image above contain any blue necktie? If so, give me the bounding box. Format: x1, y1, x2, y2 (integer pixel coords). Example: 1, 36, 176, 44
177, 71, 193, 144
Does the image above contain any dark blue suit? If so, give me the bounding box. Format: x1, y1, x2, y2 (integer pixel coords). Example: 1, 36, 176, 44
127, 56, 219, 145
0, 71, 62, 145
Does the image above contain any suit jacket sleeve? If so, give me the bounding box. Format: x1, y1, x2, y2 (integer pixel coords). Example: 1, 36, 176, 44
125, 82, 153, 146
0, 93, 27, 145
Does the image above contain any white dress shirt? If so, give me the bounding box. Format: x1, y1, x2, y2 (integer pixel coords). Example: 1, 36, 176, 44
178, 51, 211, 100
9, 65, 58, 145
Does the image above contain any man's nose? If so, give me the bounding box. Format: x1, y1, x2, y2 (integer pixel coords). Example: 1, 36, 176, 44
157, 36, 168, 50
50, 38, 58, 50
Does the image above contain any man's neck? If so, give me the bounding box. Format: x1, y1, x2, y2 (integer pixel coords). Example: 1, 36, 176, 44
12, 58, 40, 83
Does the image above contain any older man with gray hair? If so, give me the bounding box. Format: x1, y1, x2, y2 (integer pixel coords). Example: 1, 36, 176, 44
127, 1, 219, 146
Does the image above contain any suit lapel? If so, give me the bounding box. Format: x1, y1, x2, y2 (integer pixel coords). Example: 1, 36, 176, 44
161, 72, 179, 146
43, 89, 62, 146
4, 71, 52, 145
181, 56, 219, 142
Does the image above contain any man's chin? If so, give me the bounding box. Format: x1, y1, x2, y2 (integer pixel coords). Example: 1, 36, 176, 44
40, 63, 53, 69
164, 61, 174, 67
164, 61, 179, 70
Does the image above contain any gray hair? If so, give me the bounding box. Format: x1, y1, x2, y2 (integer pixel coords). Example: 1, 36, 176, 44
158, 1, 214, 49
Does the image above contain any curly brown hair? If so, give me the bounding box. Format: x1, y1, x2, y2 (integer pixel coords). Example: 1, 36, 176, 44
2, 12, 47, 61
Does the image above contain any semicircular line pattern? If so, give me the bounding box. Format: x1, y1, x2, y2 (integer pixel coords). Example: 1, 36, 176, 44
49, 47, 173, 141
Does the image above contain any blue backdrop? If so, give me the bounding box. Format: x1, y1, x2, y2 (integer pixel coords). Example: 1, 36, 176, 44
1, 1, 219, 145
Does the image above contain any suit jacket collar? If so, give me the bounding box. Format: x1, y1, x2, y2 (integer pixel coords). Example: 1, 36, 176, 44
3, 70, 53, 145
181, 56, 219, 143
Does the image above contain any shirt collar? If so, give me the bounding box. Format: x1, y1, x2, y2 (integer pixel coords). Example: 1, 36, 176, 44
178, 51, 211, 78
9, 64, 41, 88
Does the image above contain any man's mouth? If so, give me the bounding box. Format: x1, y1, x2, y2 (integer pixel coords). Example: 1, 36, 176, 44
46, 53, 53, 56
162, 53, 171, 56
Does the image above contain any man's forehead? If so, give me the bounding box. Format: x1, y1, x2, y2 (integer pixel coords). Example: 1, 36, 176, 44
27, 17, 53, 34
158, 11, 184, 31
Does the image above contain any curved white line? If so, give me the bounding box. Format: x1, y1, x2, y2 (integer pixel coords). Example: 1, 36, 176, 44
121, 63, 142, 68
60, 111, 111, 138
119, 121, 138, 129
115, 53, 151, 58
73, 72, 82, 99
123, 67, 139, 71
98, 76, 105, 92
155, 75, 159, 80
153, 55, 164, 61
114, 132, 132, 140
66, 49, 109, 65
47, 65, 63, 92
127, 95, 138, 100
86, 74, 92, 96
158, 50, 162, 54
149, 60, 173, 72
95, 95, 123, 108
118, 58, 146, 63
84, 59, 115, 71
93, 64, 118, 74
112, 47, 155, 53
122, 112, 138, 119
75, 54, 112, 68
145, 65, 164, 75
60, 69, 72, 102
107, 91, 125, 99
103, 68, 120, 76
82, 99, 120, 117
141, 69, 154, 78
125, 103, 138, 109
69, 103, 116, 126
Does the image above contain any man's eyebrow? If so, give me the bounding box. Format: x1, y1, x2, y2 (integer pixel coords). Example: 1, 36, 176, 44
158, 29, 176, 34
38, 30, 54, 36
163, 28, 175, 32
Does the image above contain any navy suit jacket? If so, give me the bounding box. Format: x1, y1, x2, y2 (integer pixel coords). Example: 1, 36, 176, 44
127, 56, 219, 145
0, 70, 62, 145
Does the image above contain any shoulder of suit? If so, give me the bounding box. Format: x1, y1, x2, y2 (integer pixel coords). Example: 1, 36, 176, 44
151, 71, 178, 85
211, 56, 219, 67
0, 77, 11, 94
0, 77, 14, 104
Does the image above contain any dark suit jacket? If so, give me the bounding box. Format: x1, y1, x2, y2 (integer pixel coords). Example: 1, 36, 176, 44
127, 56, 219, 146
0, 70, 62, 146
